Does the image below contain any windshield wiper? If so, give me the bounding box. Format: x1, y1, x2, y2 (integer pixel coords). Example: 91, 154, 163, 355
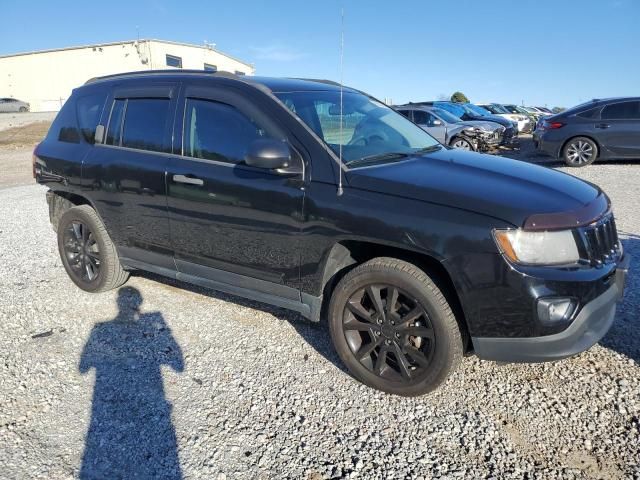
413, 145, 442, 155
345, 152, 410, 168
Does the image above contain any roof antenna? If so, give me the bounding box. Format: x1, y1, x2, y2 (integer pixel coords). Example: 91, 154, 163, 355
337, 7, 345, 196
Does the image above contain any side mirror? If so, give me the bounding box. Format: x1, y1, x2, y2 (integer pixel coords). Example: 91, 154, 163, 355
245, 139, 301, 174
432, 119, 443, 126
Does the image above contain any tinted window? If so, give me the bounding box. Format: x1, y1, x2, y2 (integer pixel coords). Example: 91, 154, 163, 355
76, 93, 106, 144
576, 107, 600, 119
121, 98, 170, 152
50, 99, 80, 144
602, 101, 640, 120
166, 54, 182, 68
106, 99, 125, 146
413, 110, 437, 126
184, 98, 269, 163
397, 110, 411, 120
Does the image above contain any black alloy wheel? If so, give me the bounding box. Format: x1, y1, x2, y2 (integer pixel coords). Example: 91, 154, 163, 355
328, 258, 464, 396
343, 284, 435, 382
63, 221, 101, 283
57, 204, 129, 292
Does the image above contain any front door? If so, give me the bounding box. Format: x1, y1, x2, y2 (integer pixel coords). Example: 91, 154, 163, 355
413, 110, 446, 143
166, 85, 305, 298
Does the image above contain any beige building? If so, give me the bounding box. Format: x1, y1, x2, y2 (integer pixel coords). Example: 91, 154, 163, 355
0, 39, 255, 112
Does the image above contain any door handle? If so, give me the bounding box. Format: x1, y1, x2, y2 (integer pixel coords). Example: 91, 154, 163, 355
172, 174, 204, 186
595, 123, 611, 129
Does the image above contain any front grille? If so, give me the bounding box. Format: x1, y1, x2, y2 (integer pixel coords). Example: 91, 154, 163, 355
577, 214, 621, 266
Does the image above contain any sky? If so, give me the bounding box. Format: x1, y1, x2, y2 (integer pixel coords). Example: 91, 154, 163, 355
2, 0, 639, 108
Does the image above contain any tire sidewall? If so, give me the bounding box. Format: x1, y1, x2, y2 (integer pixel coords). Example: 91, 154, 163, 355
563, 137, 597, 167
57, 207, 109, 292
328, 266, 459, 396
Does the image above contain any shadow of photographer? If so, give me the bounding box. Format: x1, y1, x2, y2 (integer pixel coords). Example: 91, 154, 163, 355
79, 286, 184, 479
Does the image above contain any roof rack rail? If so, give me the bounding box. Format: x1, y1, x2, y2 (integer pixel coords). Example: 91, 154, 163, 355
290, 78, 342, 87
85, 69, 240, 84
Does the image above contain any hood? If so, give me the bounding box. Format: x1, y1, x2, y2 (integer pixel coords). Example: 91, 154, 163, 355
346, 148, 601, 227
458, 120, 502, 132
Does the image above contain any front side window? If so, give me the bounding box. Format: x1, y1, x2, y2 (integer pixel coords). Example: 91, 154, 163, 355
602, 101, 640, 120
275, 91, 440, 166
183, 98, 271, 163
166, 54, 182, 68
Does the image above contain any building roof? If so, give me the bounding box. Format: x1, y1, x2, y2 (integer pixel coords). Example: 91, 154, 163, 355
0, 39, 253, 68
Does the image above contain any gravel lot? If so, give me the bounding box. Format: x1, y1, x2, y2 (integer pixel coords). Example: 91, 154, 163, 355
0, 132, 639, 479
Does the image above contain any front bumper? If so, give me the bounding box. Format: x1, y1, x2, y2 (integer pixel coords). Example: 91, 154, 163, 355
472, 255, 630, 362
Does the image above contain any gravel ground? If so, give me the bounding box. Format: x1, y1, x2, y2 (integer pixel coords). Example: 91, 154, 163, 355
0, 143, 639, 479
0, 112, 56, 132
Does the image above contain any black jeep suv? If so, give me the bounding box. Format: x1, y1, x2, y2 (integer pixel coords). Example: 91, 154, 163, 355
35, 71, 629, 396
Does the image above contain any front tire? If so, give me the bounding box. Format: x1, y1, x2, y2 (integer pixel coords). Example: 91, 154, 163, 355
449, 136, 473, 151
562, 137, 597, 167
57, 205, 129, 292
18, 106, 27, 113
328, 258, 464, 396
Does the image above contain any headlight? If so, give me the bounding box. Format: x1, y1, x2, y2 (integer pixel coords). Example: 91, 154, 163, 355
493, 228, 580, 265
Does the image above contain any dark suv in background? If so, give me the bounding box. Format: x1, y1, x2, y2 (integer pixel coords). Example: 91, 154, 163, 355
35, 71, 629, 396
534, 97, 640, 166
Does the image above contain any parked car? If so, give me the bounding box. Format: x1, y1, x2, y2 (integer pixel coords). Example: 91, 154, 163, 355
35, 71, 629, 396
477, 104, 532, 133
501, 104, 538, 131
534, 97, 640, 166
395, 105, 504, 151
0, 97, 30, 112
523, 106, 551, 118
418, 101, 517, 145
535, 106, 554, 114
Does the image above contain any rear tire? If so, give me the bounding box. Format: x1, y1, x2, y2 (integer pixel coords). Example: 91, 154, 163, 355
328, 257, 464, 396
562, 137, 597, 167
57, 205, 129, 292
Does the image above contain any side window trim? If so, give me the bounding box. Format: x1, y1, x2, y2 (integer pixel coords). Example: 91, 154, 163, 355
105, 98, 126, 147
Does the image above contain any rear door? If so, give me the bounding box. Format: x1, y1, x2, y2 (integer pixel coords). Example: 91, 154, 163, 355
597, 100, 640, 157
83, 83, 178, 270
165, 84, 305, 297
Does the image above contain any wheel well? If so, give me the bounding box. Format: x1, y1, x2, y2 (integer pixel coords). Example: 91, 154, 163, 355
560, 135, 600, 159
48, 191, 93, 231
319, 241, 471, 350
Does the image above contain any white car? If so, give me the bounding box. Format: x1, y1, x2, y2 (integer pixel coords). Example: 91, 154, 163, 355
477, 104, 531, 133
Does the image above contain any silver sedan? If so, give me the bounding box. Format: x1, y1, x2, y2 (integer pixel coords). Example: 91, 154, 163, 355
0, 97, 30, 113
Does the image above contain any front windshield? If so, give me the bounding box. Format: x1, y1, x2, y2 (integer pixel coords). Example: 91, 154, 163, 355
432, 108, 462, 124
464, 104, 492, 116
434, 102, 465, 118
490, 104, 509, 114
275, 91, 440, 166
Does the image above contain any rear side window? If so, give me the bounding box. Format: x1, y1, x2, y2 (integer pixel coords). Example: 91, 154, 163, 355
602, 101, 640, 120
76, 93, 106, 144
105, 98, 170, 152
184, 98, 269, 164
121, 99, 170, 152
576, 107, 600, 119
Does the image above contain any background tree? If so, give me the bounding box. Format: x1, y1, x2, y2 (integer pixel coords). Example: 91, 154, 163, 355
450, 91, 470, 103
